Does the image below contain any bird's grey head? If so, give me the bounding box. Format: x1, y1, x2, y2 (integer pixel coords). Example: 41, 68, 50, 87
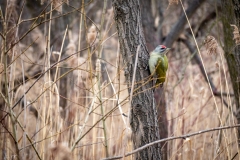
154, 45, 167, 53
154, 45, 170, 55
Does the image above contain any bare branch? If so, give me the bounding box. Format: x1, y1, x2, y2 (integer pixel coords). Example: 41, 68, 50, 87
102, 124, 240, 160
164, 0, 206, 47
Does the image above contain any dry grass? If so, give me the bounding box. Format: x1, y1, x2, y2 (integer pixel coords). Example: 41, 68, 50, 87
0, 1, 239, 160
231, 24, 240, 45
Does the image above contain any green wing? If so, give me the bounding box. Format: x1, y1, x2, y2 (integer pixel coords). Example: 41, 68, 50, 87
149, 54, 168, 86
155, 55, 168, 85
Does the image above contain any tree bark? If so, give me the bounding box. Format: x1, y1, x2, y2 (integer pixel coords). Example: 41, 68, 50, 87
231, 0, 240, 145
139, 1, 168, 159
140, 0, 159, 51
221, 0, 240, 108
232, 0, 240, 93
112, 0, 162, 159
221, 0, 240, 144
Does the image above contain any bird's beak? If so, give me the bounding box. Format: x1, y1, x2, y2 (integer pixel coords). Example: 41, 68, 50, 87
165, 48, 171, 54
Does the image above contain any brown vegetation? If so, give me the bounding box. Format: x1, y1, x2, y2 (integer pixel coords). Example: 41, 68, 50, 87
0, 0, 239, 160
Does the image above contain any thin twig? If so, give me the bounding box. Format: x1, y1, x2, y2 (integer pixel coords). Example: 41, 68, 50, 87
102, 124, 240, 160
104, 66, 128, 128
71, 92, 97, 151
129, 45, 141, 103
54, 26, 68, 82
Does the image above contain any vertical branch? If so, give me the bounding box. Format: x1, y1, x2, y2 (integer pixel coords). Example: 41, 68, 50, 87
230, 0, 240, 108
97, 0, 109, 157
2, 1, 20, 159
112, 0, 161, 159
139, 0, 159, 51
164, 0, 206, 47
222, 0, 240, 147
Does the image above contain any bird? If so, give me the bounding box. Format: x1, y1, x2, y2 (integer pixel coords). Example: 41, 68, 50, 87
148, 45, 170, 87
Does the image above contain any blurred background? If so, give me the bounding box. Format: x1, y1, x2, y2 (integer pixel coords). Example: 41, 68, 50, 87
0, 0, 239, 159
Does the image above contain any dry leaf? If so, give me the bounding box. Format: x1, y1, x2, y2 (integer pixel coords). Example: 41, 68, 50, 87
231, 24, 240, 45
204, 35, 218, 55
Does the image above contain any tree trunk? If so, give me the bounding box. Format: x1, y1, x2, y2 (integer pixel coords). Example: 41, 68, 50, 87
112, 0, 162, 159
140, 0, 159, 51
231, 0, 240, 107
221, 0, 240, 144
139, 1, 168, 159
231, 0, 240, 145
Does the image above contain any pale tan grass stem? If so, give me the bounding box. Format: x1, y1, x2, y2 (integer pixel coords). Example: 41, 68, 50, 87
127, 45, 140, 123
178, 1, 231, 157
53, 26, 68, 82
71, 93, 97, 151
41, 3, 53, 158
200, 129, 207, 160
2, 11, 20, 159
76, 2, 84, 157
20, 56, 27, 159
219, 43, 239, 157
105, 67, 128, 128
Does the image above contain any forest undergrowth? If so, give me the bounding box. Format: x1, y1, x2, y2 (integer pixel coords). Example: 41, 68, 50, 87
0, 0, 239, 160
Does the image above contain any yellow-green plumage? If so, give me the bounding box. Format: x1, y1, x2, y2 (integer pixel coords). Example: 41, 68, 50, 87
149, 46, 170, 86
